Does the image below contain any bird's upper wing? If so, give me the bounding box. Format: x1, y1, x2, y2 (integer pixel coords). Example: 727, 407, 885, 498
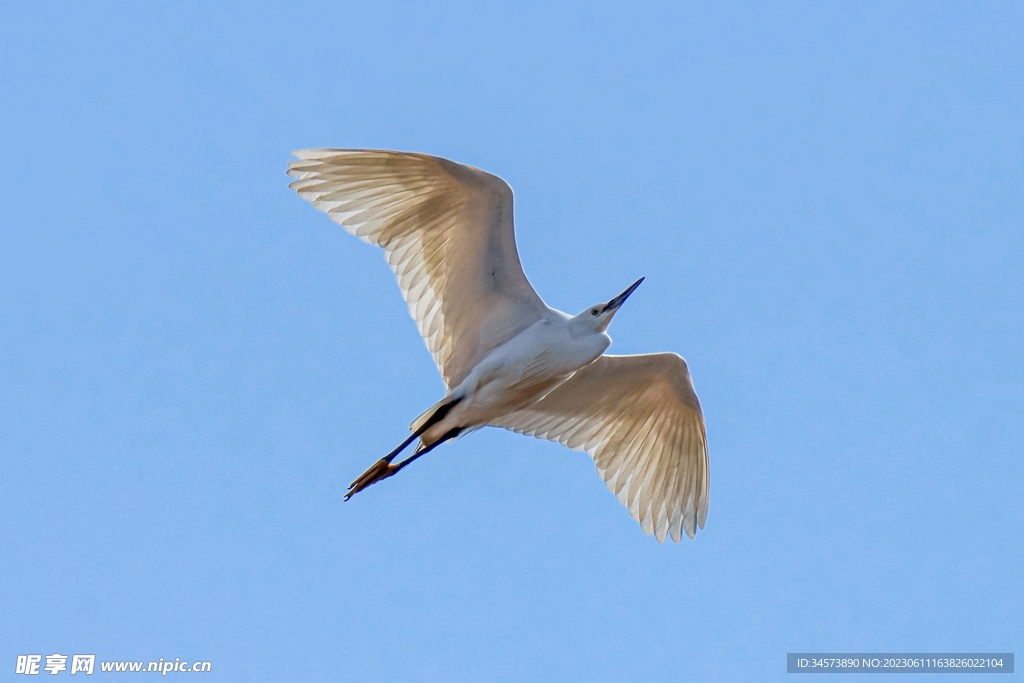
491, 353, 709, 542
288, 149, 549, 389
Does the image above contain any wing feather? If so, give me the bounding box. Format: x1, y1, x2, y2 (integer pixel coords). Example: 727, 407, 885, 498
492, 353, 709, 542
288, 149, 548, 389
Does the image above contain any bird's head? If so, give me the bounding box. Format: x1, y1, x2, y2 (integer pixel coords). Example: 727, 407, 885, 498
572, 277, 644, 333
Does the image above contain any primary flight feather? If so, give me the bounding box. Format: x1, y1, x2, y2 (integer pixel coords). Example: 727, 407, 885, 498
287, 149, 709, 542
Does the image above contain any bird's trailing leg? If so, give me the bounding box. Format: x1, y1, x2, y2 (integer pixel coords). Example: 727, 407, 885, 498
344, 397, 462, 501
344, 428, 464, 500
343, 433, 417, 501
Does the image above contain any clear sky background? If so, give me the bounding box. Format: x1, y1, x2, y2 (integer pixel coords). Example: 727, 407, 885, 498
1, 2, 1021, 681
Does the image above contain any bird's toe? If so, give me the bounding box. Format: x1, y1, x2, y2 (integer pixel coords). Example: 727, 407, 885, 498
344, 458, 398, 500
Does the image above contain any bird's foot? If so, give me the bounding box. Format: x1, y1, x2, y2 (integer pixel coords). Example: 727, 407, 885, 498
344, 458, 400, 501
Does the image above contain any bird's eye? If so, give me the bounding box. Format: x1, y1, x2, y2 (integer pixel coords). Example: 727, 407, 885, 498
591, 308, 600, 316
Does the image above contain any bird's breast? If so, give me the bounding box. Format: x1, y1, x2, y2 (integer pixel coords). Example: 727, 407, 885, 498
449, 323, 609, 426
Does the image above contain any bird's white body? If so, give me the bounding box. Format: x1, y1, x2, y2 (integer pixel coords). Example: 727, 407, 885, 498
425, 310, 610, 446
288, 149, 710, 542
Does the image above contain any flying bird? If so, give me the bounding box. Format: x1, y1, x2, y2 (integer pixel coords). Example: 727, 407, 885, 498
287, 150, 709, 542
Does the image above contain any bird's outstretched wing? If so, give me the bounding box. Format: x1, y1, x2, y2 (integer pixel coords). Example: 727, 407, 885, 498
491, 353, 709, 542
288, 149, 548, 389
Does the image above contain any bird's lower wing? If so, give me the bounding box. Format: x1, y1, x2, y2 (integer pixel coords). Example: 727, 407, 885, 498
288, 150, 548, 390
491, 353, 709, 542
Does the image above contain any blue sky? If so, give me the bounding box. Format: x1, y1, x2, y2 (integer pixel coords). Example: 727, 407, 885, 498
1, 2, 1021, 681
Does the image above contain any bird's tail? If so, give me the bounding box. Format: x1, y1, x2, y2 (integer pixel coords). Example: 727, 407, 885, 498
409, 396, 456, 433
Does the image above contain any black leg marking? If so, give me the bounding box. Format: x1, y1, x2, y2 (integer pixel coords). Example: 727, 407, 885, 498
381, 432, 419, 464
419, 396, 462, 432
381, 395, 463, 464
393, 427, 464, 473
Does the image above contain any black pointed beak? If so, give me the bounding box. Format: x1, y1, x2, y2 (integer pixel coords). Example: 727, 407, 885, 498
601, 277, 644, 313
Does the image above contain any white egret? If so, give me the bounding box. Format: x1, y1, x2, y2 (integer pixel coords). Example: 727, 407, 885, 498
287, 150, 708, 542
